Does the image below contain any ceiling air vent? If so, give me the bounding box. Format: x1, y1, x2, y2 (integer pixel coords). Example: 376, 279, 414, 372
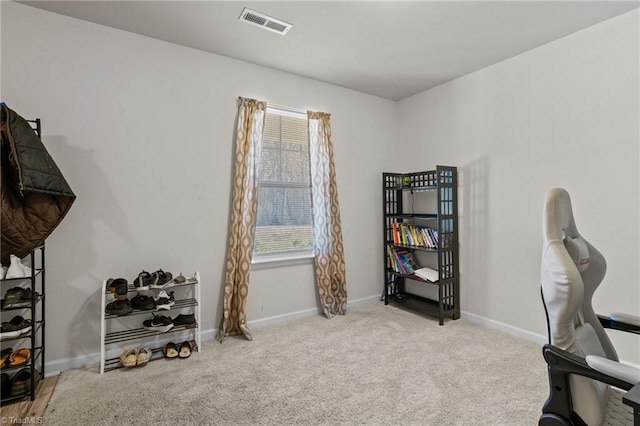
238, 8, 292, 35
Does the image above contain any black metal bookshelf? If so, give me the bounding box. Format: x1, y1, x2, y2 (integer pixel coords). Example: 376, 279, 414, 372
382, 166, 460, 325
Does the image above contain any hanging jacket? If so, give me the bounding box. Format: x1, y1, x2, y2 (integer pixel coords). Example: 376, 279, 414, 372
1, 103, 76, 264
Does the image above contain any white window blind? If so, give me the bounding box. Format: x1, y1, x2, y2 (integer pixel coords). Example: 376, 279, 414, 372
254, 108, 313, 258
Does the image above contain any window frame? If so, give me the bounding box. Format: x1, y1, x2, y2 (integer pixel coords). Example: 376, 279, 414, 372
252, 106, 314, 265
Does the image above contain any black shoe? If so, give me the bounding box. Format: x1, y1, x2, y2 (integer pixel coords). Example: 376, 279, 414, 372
143, 314, 173, 333
107, 278, 129, 300
173, 314, 197, 329
2, 287, 33, 309
1, 373, 10, 395
131, 294, 156, 311
105, 299, 133, 316
0, 316, 32, 339
134, 271, 154, 291
149, 269, 173, 289
10, 367, 39, 396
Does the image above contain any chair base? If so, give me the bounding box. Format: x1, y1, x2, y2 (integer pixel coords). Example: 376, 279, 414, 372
539, 413, 571, 426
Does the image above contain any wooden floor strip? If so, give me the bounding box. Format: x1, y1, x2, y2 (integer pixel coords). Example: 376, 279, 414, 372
0, 375, 58, 421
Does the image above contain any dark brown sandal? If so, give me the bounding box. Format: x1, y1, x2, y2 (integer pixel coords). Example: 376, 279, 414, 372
163, 342, 179, 359
178, 340, 195, 359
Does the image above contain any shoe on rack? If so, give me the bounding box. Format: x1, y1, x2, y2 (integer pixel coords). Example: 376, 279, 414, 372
136, 347, 151, 366
133, 271, 154, 291
0, 373, 10, 396
105, 299, 133, 317
2, 287, 34, 309
0, 316, 32, 340
172, 313, 197, 329
178, 340, 195, 359
0, 266, 7, 280
154, 291, 175, 310
10, 367, 39, 396
108, 278, 129, 300
8, 348, 31, 367
130, 294, 156, 311
20, 262, 32, 277
163, 342, 179, 359
142, 314, 173, 333
149, 269, 173, 289
5, 255, 26, 279
0, 348, 12, 367
119, 348, 138, 368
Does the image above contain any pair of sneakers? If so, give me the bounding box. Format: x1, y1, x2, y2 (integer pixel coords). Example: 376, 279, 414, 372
130, 290, 174, 311
134, 270, 173, 291
4, 255, 32, 279
119, 347, 151, 368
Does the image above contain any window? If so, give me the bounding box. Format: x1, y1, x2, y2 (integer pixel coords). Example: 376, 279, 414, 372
253, 108, 313, 260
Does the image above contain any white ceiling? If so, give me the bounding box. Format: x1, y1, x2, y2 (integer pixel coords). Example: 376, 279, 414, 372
18, 1, 640, 101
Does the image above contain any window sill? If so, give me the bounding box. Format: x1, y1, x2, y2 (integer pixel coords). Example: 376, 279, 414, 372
251, 251, 314, 269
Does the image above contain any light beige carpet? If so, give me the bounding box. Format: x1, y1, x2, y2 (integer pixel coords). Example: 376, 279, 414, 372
44, 302, 548, 425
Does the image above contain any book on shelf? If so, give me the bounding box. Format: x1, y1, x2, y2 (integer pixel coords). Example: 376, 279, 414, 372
413, 267, 439, 282
392, 222, 399, 245
391, 222, 439, 249
387, 247, 420, 275
387, 247, 440, 282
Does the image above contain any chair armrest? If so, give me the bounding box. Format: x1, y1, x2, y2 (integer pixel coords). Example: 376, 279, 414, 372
542, 344, 635, 390
598, 313, 640, 335
586, 355, 640, 384
611, 312, 640, 328
541, 344, 636, 422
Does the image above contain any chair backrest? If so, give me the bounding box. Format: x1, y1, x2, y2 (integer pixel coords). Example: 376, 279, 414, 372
541, 188, 618, 426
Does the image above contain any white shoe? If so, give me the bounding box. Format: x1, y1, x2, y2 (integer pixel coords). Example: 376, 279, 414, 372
5, 255, 25, 279
0, 266, 7, 280
21, 262, 32, 277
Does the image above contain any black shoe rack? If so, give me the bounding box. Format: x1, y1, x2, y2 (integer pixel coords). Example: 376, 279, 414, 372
0, 244, 46, 405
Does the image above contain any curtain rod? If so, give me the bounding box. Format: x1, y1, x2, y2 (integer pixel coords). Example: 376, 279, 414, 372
267, 103, 307, 115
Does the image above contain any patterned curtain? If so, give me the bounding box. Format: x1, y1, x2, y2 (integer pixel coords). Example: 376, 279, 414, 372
218, 97, 266, 342
308, 111, 347, 319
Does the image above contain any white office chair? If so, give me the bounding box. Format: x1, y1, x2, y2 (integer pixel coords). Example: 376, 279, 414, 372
540, 188, 640, 425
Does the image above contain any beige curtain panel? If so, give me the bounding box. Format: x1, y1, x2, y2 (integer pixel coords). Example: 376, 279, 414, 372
308, 111, 347, 318
218, 97, 266, 342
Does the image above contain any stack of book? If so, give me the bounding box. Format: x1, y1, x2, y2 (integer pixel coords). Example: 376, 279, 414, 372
387, 247, 439, 282
392, 223, 439, 248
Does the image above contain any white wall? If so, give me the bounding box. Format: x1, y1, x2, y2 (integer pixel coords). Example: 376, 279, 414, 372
397, 10, 640, 363
1, 2, 395, 371
3, 2, 638, 371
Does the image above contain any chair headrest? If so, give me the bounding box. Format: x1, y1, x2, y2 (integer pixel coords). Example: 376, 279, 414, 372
543, 188, 579, 244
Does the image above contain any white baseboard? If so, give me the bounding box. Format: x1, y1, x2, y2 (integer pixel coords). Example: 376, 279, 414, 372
248, 295, 380, 330
45, 330, 217, 377
46, 300, 640, 379
461, 310, 548, 345
46, 296, 380, 376
43, 302, 639, 376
